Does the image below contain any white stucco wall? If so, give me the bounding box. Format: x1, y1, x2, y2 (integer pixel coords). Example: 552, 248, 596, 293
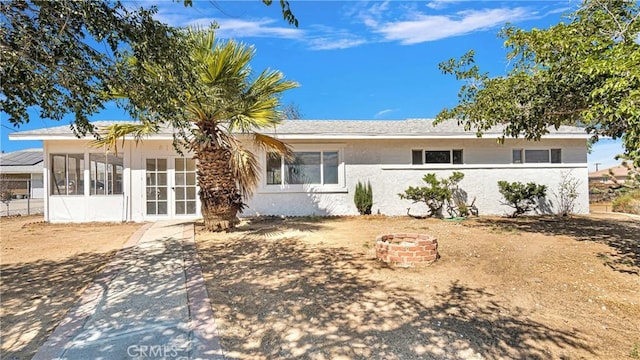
44, 139, 201, 223
43, 137, 589, 222
44, 140, 129, 222
244, 138, 589, 217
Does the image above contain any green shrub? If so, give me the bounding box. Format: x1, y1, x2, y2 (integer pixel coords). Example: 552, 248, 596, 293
554, 171, 581, 216
399, 172, 464, 218
612, 190, 640, 214
354, 180, 373, 215
497, 181, 547, 217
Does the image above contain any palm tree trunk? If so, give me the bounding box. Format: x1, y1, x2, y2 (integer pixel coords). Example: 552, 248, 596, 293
196, 146, 243, 231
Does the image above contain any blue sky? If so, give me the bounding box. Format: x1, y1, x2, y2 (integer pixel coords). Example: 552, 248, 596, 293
0, 0, 625, 171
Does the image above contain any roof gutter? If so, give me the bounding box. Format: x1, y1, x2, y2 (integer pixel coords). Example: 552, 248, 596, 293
9, 132, 590, 141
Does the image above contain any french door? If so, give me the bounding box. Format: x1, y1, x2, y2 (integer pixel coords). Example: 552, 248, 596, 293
145, 157, 198, 217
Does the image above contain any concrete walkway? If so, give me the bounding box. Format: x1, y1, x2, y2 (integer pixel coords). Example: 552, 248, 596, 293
33, 221, 224, 360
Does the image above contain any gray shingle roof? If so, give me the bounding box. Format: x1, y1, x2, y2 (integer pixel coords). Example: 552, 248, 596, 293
0, 149, 44, 174
9, 119, 587, 139
267, 119, 585, 136
0, 148, 43, 166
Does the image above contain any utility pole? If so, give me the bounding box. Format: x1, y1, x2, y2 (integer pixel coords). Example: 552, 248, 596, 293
594, 162, 601, 172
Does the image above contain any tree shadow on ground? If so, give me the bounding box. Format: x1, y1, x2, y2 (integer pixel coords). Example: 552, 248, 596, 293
0, 251, 118, 360
472, 216, 640, 275
220, 216, 337, 237
197, 235, 593, 359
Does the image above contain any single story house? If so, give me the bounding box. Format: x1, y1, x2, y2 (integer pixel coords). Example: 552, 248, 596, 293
588, 164, 633, 185
0, 148, 44, 199
9, 119, 590, 223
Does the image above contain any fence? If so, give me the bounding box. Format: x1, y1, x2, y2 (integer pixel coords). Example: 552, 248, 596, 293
0, 178, 44, 217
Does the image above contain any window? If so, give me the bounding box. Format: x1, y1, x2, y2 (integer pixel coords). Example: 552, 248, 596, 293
266, 153, 282, 185
413, 149, 464, 165
525, 149, 549, 163
452, 150, 464, 164
90, 154, 123, 195
50, 154, 85, 195
551, 148, 562, 163
267, 150, 340, 186
425, 150, 451, 164
513, 148, 562, 163
512, 149, 523, 164
411, 150, 422, 165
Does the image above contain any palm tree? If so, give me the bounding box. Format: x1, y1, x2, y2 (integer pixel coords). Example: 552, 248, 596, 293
94, 29, 298, 231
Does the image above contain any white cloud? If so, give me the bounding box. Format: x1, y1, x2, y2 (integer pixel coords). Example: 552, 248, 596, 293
374, 109, 396, 118
304, 25, 367, 50
192, 18, 303, 39
356, 0, 391, 28
308, 37, 367, 50
374, 7, 531, 44
426, 0, 464, 10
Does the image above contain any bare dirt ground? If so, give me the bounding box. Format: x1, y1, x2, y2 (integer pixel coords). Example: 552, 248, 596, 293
0, 215, 142, 360
196, 213, 640, 360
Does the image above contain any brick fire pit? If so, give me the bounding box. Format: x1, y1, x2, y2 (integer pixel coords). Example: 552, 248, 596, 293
375, 233, 439, 267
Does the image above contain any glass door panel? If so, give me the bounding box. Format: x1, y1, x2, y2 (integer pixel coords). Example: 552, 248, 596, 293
175, 158, 197, 215
146, 158, 168, 215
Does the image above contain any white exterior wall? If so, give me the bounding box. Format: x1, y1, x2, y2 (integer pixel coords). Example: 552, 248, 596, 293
45, 140, 129, 222
43, 137, 589, 222
44, 139, 201, 223
244, 138, 589, 217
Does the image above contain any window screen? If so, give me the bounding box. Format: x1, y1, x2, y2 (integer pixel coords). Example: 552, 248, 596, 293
425, 150, 451, 164
525, 150, 550, 163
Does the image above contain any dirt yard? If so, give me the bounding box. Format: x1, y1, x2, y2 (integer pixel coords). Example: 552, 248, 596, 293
0, 215, 143, 360
196, 214, 640, 360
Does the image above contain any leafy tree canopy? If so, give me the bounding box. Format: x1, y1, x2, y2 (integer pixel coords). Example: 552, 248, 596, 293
436, 0, 640, 167
0, 0, 297, 135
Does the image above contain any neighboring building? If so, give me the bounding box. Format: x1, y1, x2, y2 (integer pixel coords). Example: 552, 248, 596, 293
0, 148, 44, 199
588, 164, 632, 185
9, 119, 590, 223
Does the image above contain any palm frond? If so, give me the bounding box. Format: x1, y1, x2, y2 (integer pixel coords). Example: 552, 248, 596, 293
253, 132, 292, 160
220, 133, 260, 197
227, 72, 299, 132
90, 122, 159, 154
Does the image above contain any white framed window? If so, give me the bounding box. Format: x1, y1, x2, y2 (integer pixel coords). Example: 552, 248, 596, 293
513, 148, 562, 164
412, 149, 463, 165
264, 146, 345, 191
50, 154, 85, 195
89, 153, 123, 195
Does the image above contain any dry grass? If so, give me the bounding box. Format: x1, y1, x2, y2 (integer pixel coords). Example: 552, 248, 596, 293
196, 214, 640, 360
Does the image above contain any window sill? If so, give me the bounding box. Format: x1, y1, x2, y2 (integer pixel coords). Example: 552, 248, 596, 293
258, 184, 348, 194
383, 163, 587, 170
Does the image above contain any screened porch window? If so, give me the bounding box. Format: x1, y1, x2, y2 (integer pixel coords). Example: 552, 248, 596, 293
90, 154, 123, 195
50, 154, 85, 195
